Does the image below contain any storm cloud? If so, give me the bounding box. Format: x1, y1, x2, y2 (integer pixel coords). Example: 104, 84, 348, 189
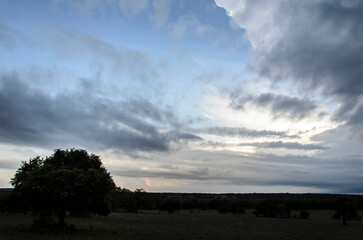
0, 73, 201, 153
229, 92, 319, 120
0, 0, 362, 193
216, 0, 363, 130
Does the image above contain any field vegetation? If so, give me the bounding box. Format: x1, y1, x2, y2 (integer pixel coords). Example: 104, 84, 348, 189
0, 209, 362, 240
1, 189, 363, 240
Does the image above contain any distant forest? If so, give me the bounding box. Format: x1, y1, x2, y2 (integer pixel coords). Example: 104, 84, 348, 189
2, 188, 362, 214
108, 189, 363, 214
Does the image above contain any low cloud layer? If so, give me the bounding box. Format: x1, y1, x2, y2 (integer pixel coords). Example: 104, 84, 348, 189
113, 151, 363, 193
203, 140, 328, 150
198, 127, 295, 138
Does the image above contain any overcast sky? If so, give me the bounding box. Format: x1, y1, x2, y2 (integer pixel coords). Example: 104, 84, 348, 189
0, 0, 362, 193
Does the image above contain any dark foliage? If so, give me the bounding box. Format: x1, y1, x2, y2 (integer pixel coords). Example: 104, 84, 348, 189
253, 200, 291, 218
217, 200, 246, 214
299, 210, 310, 219
6, 149, 115, 227
159, 198, 180, 213
0, 192, 11, 212
333, 198, 361, 225
106, 192, 363, 215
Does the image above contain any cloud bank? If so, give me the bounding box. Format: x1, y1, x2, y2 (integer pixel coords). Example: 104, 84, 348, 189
216, 0, 363, 133
0, 73, 201, 153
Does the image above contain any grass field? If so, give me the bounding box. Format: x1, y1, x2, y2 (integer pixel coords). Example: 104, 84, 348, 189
1, 210, 362, 240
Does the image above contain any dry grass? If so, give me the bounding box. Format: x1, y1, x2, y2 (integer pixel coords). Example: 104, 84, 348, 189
1, 210, 362, 240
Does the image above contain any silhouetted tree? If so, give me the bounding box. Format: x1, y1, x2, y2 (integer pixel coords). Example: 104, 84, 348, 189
333, 197, 361, 225
299, 210, 310, 219
7, 149, 115, 228
109, 187, 138, 212
217, 200, 246, 214
159, 198, 180, 213
253, 200, 290, 218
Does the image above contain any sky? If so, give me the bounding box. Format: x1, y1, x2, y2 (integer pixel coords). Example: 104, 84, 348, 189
0, 0, 362, 193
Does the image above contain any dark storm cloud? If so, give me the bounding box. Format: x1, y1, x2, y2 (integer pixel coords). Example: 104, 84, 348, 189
219, 0, 363, 131
0, 73, 201, 153
198, 127, 295, 138
346, 103, 363, 133
229, 92, 319, 120
203, 140, 328, 150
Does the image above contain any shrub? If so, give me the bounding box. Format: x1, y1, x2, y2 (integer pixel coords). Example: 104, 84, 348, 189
299, 210, 310, 219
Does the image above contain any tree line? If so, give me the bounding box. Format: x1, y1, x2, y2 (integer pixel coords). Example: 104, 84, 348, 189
0, 149, 362, 229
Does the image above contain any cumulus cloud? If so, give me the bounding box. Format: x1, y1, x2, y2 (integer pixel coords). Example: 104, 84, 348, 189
229, 92, 319, 120
216, 0, 363, 131
0, 73, 201, 153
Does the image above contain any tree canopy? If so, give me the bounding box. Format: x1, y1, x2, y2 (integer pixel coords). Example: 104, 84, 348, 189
333, 197, 361, 225
7, 149, 115, 227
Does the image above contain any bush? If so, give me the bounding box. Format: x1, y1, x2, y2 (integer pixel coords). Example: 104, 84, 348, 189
253, 200, 290, 218
299, 210, 310, 219
333, 198, 361, 225
159, 199, 180, 213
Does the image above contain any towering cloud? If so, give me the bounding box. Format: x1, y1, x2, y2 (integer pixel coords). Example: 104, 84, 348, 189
216, 0, 363, 132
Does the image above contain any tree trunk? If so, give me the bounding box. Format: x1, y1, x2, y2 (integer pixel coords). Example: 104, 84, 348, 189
57, 209, 66, 226
342, 212, 347, 225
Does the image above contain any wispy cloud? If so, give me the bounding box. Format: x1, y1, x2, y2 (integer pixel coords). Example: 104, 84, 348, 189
113, 151, 363, 193
50, 28, 159, 83
202, 140, 328, 150
197, 127, 296, 138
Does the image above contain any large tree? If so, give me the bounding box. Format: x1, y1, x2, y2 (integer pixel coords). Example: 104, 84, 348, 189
8, 149, 115, 227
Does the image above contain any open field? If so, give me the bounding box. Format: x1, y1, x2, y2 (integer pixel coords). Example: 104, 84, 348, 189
1, 210, 362, 240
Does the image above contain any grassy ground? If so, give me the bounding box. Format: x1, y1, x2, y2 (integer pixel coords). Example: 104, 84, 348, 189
1, 210, 362, 240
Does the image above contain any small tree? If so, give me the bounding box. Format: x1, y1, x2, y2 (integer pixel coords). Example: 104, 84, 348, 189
7, 149, 115, 228
253, 200, 290, 218
159, 198, 180, 213
299, 210, 310, 219
333, 197, 361, 225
